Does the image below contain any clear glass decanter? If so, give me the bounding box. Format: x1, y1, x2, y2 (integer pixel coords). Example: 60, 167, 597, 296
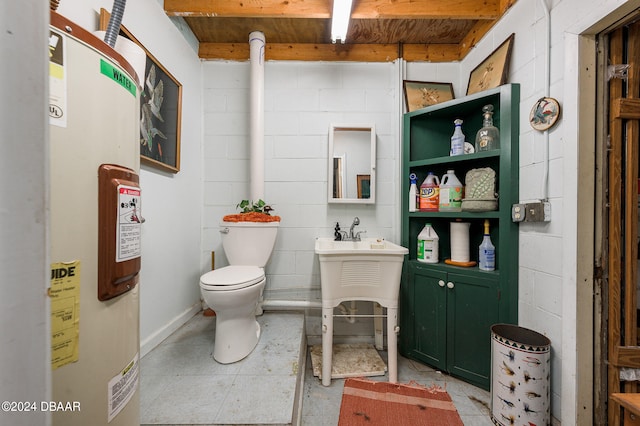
475, 104, 499, 152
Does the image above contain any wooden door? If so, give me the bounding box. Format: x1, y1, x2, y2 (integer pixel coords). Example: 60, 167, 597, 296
607, 20, 640, 426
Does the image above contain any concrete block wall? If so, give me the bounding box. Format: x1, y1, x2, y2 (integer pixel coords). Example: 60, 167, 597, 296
202, 61, 401, 336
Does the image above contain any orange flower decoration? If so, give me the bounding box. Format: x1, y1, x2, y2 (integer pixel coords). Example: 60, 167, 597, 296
223, 212, 281, 222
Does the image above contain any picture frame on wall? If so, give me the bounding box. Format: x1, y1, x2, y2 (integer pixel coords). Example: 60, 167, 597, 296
357, 174, 371, 199
466, 33, 515, 96
99, 9, 182, 173
403, 81, 455, 112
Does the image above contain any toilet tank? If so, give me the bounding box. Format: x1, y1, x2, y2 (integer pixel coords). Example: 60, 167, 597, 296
221, 221, 279, 267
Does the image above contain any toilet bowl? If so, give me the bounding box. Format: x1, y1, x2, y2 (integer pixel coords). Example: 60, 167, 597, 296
199, 221, 279, 364
200, 266, 266, 363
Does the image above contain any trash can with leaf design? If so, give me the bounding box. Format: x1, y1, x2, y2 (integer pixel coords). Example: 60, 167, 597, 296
491, 324, 551, 426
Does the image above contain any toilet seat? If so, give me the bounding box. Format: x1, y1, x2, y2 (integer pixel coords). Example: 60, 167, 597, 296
200, 265, 265, 291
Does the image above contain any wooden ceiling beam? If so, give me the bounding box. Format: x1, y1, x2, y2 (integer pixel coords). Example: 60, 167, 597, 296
165, 0, 331, 18
166, 0, 499, 20
403, 43, 460, 62
458, 20, 498, 58
199, 42, 463, 62
200, 42, 400, 62
352, 0, 500, 20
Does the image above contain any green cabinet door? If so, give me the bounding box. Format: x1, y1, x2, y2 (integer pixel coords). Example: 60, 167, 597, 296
446, 271, 499, 389
400, 262, 499, 389
410, 263, 447, 370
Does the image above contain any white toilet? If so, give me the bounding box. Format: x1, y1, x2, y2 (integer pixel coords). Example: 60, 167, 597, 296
199, 221, 279, 364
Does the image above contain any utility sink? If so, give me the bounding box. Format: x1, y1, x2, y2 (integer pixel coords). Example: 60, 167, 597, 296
314, 237, 408, 305
314, 237, 409, 255
314, 236, 408, 386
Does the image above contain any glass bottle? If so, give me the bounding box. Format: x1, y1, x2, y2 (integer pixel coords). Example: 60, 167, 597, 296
475, 105, 499, 152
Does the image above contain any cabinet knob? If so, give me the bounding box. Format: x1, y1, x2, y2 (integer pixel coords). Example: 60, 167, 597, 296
447, 281, 454, 289
438, 280, 445, 287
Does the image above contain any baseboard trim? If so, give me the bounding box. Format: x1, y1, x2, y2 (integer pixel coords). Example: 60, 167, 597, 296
140, 303, 202, 358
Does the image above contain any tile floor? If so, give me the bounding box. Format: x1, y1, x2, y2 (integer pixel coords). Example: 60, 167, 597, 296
140, 311, 493, 425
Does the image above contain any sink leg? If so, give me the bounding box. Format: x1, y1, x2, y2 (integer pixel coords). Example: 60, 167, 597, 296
373, 302, 383, 350
321, 307, 333, 386
387, 307, 398, 383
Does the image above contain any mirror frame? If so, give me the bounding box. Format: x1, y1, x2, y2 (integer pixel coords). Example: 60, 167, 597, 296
327, 124, 376, 204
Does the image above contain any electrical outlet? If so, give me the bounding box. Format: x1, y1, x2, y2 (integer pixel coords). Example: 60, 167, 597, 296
512, 201, 552, 222
523, 201, 551, 222
512, 204, 525, 222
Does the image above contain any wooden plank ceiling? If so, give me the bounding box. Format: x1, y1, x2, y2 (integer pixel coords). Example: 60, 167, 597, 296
164, 0, 517, 62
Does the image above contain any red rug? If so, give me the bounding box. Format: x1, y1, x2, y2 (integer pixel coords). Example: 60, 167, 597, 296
338, 378, 464, 425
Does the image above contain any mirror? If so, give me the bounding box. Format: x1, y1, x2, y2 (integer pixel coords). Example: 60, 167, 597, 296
328, 124, 376, 204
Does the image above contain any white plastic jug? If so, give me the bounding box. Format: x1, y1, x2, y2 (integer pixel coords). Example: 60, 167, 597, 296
417, 224, 439, 263
438, 170, 463, 212
419, 172, 440, 212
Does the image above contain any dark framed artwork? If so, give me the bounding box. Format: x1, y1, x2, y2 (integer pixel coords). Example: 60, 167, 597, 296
100, 9, 182, 173
357, 174, 371, 199
403, 81, 454, 112
466, 33, 515, 96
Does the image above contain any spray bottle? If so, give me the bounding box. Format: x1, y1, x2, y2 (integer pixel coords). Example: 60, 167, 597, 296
478, 219, 495, 271
409, 173, 418, 212
450, 118, 465, 156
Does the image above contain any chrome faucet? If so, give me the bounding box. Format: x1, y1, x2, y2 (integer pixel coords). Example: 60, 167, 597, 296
348, 217, 365, 241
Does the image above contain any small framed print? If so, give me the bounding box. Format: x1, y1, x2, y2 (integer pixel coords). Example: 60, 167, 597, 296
466, 34, 514, 96
403, 81, 454, 112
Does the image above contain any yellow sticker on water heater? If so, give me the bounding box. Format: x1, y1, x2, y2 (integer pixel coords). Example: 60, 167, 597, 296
49, 260, 80, 370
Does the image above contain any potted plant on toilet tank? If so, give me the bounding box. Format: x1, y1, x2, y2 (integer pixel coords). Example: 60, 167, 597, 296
223, 199, 280, 222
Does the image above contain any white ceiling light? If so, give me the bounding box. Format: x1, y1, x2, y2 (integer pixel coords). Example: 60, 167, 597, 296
331, 0, 353, 43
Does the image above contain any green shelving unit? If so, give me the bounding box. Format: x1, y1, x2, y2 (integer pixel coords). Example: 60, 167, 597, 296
399, 84, 520, 390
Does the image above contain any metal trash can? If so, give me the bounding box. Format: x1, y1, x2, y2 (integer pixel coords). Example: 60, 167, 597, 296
491, 324, 551, 426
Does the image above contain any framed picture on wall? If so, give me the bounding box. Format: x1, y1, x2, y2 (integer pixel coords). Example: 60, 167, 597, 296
466, 33, 515, 96
403, 81, 454, 112
357, 174, 371, 199
99, 9, 182, 173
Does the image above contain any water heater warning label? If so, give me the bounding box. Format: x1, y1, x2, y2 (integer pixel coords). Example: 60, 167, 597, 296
116, 185, 141, 262
107, 353, 139, 422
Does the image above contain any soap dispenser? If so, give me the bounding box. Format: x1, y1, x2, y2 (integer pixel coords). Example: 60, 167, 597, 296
334, 222, 342, 241
475, 104, 499, 152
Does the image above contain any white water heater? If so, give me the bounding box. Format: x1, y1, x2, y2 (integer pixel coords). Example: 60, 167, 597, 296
49, 12, 141, 426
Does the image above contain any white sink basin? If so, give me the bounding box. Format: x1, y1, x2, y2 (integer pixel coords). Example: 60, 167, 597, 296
314, 237, 409, 255
314, 237, 408, 306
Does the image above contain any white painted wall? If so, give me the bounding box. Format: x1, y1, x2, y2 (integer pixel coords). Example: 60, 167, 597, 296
201, 1, 636, 424
1, 2, 51, 425
202, 61, 402, 337
455, 1, 637, 423
55, 0, 203, 355
7, 1, 638, 424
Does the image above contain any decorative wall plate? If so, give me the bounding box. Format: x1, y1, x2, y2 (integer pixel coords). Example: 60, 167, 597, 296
529, 97, 560, 131
464, 142, 475, 154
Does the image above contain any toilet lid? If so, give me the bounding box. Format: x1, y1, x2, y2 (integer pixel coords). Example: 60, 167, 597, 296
200, 265, 265, 291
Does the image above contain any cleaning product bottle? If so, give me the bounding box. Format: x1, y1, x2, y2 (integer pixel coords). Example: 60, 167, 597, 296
438, 170, 463, 212
478, 219, 495, 271
475, 104, 500, 152
409, 173, 418, 212
450, 118, 465, 156
419, 172, 440, 211
417, 223, 439, 263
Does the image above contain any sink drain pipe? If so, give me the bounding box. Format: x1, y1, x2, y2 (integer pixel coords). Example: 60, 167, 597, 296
259, 300, 358, 324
